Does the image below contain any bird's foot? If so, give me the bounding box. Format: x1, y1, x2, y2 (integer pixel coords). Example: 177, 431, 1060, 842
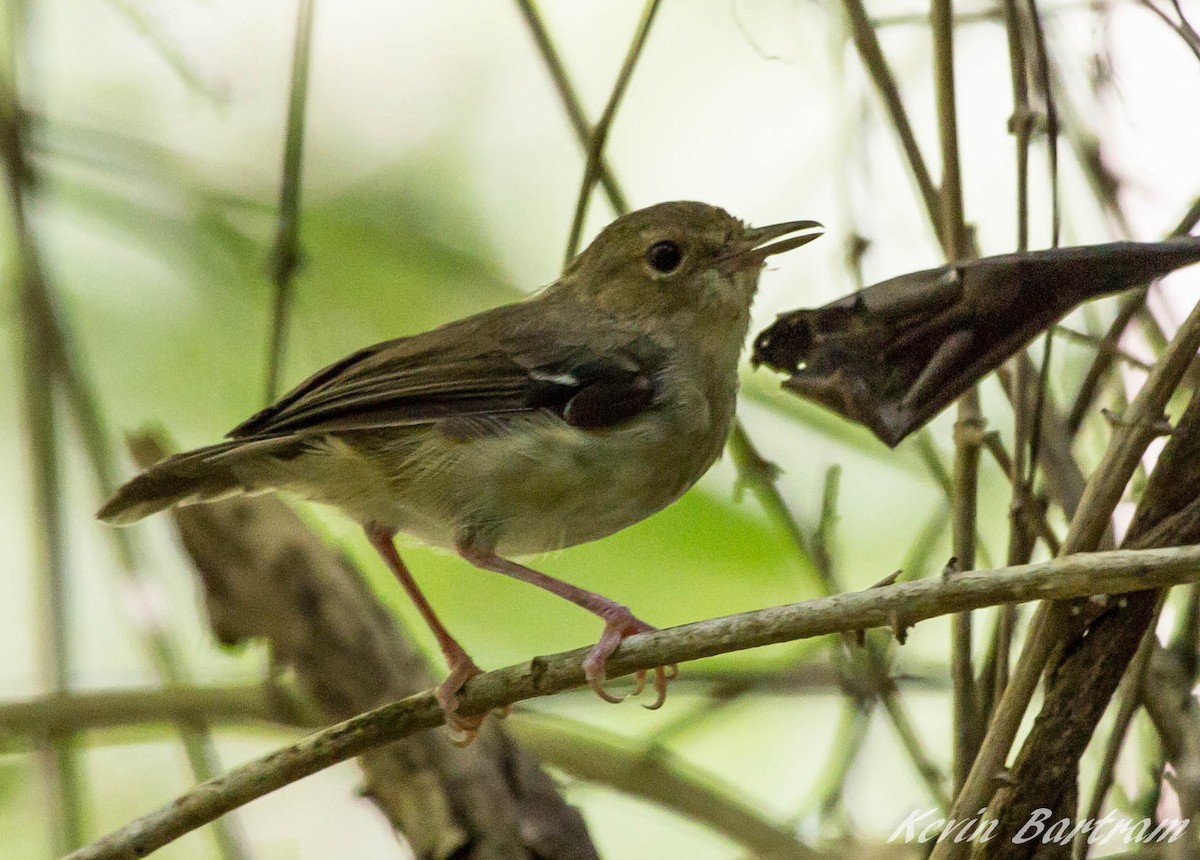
583, 607, 677, 709
435, 651, 486, 746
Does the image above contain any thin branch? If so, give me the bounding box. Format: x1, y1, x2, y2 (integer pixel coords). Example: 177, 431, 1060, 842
102, 0, 226, 104
1067, 199, 1200, 437
67, 545, 1200, 860
853, 639, 952, 809
512, 0, 627, 213
1054, 324, 1155, 372
0, 666, 953, 739
980, 432, 1061, 556
262, 0, 315, 403
0, 685, 307, 736
1023, 0, 1059, 245
2, 23, 82, 852
0, 683, 816, 860
839, 0, 940, 228
931, 0, 983, 795
2, 15, 254, 857
729, 425, 947, 802
930, 276, 1200, 860
562, 0, 660, 265
811, 464, 843, 588
792, 699, 873, 826
726, 421, 817, 571
1138, 0, 1200, 65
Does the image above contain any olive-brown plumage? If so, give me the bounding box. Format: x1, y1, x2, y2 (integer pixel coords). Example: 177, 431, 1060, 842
99, 201, 822, 739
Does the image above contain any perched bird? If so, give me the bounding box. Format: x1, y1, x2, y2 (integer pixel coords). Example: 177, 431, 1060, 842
98, 201, 823, 738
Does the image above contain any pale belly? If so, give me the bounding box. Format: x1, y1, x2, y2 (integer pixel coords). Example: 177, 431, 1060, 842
283, 398, 731, 556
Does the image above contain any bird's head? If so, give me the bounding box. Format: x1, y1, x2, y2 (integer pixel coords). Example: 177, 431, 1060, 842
560, 201, 823, 323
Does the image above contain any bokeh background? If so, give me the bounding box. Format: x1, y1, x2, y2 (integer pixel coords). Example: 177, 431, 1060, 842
4, 0, 1200, 857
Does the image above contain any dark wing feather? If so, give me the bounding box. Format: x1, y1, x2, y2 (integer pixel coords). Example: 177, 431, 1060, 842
229, 301, 663, 439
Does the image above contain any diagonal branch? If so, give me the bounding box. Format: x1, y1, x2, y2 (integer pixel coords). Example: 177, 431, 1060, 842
931, 273, 1200, 860
262, 0, 315, 403
67, 545, 1200, 860
512, 0, 627, 214
562, 0, 660, 264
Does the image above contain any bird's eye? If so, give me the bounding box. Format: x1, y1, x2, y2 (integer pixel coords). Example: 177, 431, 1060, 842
645, 240, 683, 274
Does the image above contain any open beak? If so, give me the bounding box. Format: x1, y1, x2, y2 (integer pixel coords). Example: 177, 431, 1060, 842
721, 219, 824, 273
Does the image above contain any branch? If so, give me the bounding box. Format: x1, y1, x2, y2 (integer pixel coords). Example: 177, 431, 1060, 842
125, 434, 597, 860
511, 0, 627, 213
3, 29, 84, 853
262, 0, 314, 403
562, 0, 660, 264
932, 285, 1200, 860
67, 545, 1200, 860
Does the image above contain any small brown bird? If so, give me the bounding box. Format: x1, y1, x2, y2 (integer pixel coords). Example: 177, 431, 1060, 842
98, 201, 822, 738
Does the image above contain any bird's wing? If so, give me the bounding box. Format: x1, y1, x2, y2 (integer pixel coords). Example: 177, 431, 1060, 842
228, 302, 664, 439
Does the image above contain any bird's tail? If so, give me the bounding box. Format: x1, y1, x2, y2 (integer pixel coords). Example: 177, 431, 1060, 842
97, 435, 302, 525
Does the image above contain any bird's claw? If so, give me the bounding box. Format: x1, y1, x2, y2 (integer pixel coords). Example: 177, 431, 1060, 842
435, 654, 486, 745
583, 609, 676, 708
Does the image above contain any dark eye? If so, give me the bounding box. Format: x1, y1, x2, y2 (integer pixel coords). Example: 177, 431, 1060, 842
646, 240, 683, 273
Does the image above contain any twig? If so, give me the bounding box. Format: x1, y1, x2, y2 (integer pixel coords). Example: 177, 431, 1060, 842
1054, 325, 1154, 372
511, 0, 627, 213
2, 35, 82, 853
811, 464, 843, 589
931, 0, 984, 794
854, 639, 952, 809
0, 683, 815, 860
262, 0, 315, 403
980, 432, 1061, 555
792, 699, 873, 825
562, 0, 660, 264
730, 425, 947, 799
2, 20, 255, 858
930, 282, 1200, 860
1138, 0, 1200, 65
1029, 3, 1059, 244
1067, 200, 1200, 437
66, 545, 1200, 860
102, 0, 225, 104
726, 421, 817, 572
1002, 0, 1032, 254
839, 0, 940, 228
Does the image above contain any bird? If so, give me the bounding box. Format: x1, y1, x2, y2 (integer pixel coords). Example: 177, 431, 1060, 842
98, 201, 823, 740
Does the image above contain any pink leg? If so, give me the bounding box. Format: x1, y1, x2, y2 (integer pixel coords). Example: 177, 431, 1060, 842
365, 526, 484, 743
456, 540, 676, 709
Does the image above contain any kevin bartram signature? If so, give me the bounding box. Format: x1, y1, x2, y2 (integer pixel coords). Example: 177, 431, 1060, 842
889, 807, 1189, 847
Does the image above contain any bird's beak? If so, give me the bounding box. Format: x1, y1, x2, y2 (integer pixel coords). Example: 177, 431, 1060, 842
720, 220, 824, 273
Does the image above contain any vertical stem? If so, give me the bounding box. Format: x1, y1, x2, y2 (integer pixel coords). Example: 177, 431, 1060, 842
931, 287, 1200, 860
1, 43, 83, 859
1023, 0, 1058, 246
931, 0, 982, 795
263, 0, 315, 404
3, 11, 254, 858
988, 0, 1036, 719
